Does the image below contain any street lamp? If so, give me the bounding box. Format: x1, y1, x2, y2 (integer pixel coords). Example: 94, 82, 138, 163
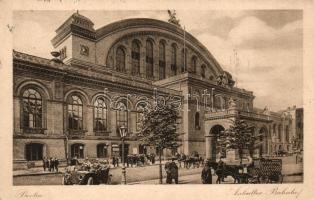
119, 125, 128, 185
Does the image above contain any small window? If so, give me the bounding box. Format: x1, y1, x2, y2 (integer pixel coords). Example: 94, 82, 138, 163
195, 112, 200, 130
71, 143, 84, 159
116, 101, 128, 135
25, 143, 43, 161
97, 144, 108, 158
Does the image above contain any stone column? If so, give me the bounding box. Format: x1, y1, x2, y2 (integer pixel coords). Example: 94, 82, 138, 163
205, 134, 215, 161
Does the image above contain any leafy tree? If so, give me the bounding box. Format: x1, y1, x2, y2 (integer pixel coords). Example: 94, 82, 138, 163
138, 102, 181, 184
217, 119, 259, 164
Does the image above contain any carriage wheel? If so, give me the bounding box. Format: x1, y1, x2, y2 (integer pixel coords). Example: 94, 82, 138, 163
87, 177, 94, 185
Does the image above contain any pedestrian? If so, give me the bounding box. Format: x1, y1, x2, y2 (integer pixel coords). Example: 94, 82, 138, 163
116, 156, 119, 167
170, 157, 179, 184
54, 157, 59, 172
151, 153, 155, 164
50, 157, 55, 172
42, 157, 47, 171
165, 160, 172, 184
201, 160, 212, 184
45, 157, 49, 169
112, 156, 116, 167
165, 157, 179, 184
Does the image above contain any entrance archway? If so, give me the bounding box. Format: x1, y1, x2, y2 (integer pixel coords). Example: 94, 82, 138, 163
206, 125, 225, 161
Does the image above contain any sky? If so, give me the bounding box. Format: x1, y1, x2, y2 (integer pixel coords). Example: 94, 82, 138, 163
13, 10, 303, 111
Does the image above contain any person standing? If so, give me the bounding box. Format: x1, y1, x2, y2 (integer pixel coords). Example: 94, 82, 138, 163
170, 158, 179, 184
112, 156, 116, 167
50, 157, 55, 172
54, 157, 59, 172
42, 157, 47, 171
201, 161, 212, 184
165, 160, 172, 184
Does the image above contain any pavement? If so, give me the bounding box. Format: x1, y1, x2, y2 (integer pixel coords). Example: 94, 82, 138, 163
13, 155, 303, 184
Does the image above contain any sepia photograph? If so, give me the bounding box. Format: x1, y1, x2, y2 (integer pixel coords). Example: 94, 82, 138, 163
11, 9, 304, 186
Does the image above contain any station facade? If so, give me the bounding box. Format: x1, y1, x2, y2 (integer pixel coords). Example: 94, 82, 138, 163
13, 13, 303, 169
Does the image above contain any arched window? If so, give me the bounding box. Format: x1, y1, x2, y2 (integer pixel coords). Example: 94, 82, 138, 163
25, 143, 43, 161
22, 88, 42, 129
195, 112, 200, 130
94, 97, 107, 133
201, 65, 206, 78
159, 42, 166, 80
71, 143, 84, 159
171, 44, 177, 75
131, 41, 140, 75
116, 101, 128, 133
181, 49, 187, 73
136, 102, 147, 131
67, 95, 83, 131
214, 95, 224, 110
116, 47, 126, 72
191, 56, 197, 73
97, 144, 108, 158
146, 40, 154, 78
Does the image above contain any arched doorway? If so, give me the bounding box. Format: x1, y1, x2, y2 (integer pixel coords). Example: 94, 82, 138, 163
207, 125, 225, 161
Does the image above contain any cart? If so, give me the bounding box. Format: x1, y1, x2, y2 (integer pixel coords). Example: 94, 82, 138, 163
247, 158, 283, 184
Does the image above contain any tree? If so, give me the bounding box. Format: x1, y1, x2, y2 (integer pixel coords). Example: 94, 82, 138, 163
138, 102, 181, 184
217, 119, 259, 164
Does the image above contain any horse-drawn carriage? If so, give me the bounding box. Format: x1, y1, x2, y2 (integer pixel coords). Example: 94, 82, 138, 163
246, 158, 283, 184
62, 159, 112, 185
210, 157, 283, 184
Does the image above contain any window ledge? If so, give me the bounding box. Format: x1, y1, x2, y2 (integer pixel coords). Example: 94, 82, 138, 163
22, 128, 46, 134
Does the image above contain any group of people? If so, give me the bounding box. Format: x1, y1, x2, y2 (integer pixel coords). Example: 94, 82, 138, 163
111, 153, 156, 168
42, 157, 59, 172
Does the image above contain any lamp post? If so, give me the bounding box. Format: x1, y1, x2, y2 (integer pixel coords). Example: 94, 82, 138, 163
119, 125, 128, 185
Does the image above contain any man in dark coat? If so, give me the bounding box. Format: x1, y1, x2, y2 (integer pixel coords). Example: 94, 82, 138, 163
165, 158, 179, 184
54, 158, 59, 172
201, 161, 212, 184
42, 157, 47, 171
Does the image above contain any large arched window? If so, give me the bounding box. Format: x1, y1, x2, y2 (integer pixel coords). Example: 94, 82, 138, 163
94, 97, 107, 133
201, 65, 206, 78
22, 88, 42, 129
131, 41, 140, 75
116, 101, 128, 134
146, 40, 154, 78
71, 143, 84, 159
116, 47, 126, 72
195, 112, 200, 130
67, 95, 83, 131
25, 143, 43, 161
191, 56, 197, 73
171, 44, 177, 75
181, 49, 187, 73
159, 42, 166, 80
97, 144, 108, 158
136, 102, 147, 131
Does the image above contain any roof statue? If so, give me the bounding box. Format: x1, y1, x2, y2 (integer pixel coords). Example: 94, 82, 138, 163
167, 10, 181, 27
